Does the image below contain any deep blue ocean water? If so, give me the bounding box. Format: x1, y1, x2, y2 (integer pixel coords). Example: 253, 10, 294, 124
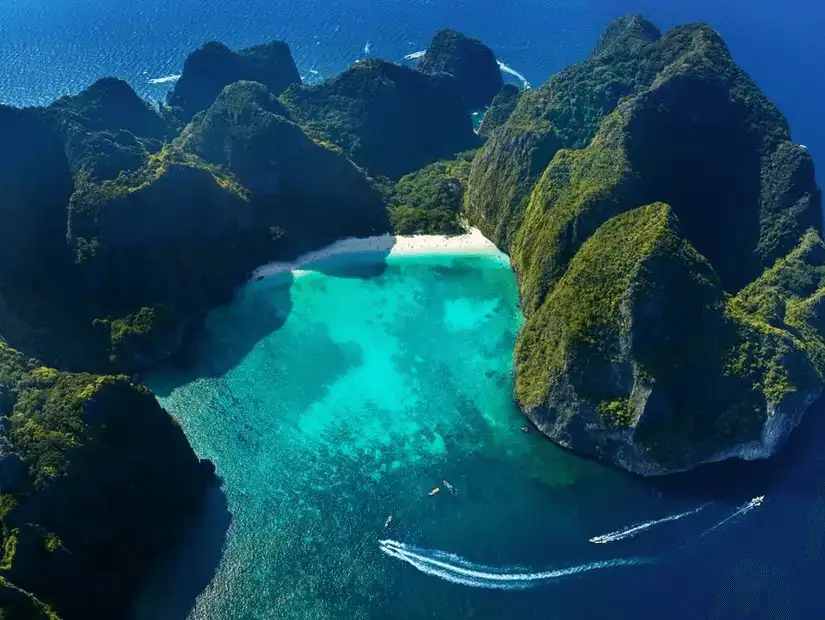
134, 251, 825, 619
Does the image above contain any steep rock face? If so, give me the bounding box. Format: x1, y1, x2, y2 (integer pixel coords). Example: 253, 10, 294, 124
505, 23, 821, 315
465, 17, 820, 260
515, 204, 823, 474
483, 15, 824, 474
280, 59, 478, 178
477, 84, 521, 138
167, 41, 301, 122
180, 81, 388, 255
417, 29, 503, 109
0, 341, 216, 619
66, 149, 260, 369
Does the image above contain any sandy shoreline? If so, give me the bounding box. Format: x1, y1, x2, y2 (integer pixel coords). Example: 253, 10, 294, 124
250, 227, 503, 280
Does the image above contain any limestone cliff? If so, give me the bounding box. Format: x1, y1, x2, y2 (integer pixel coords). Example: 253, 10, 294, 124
466, 15, 823, 474
0, 341, 216, 619
166, 40, 301, 122
417, 29, 503, 110
280, 59, 478, 178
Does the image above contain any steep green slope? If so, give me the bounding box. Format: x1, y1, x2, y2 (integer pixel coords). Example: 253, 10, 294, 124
280, 59, 479, 179
387, 151, 474, 235
179, 81, 388, 254
167, 40, 301, 122
417, 29, 503, 109
516, 204, 822, 474
465, 15, 820, 267
482, 15, 823, 474
0, 341, 216, 618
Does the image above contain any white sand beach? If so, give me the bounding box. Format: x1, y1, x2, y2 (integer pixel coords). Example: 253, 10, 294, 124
250, 227, 502, 280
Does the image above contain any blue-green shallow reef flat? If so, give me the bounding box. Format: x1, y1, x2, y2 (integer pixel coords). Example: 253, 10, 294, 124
134, 250, 723, 619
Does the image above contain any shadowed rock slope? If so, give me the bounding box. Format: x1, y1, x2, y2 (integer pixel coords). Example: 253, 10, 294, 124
417, 29, 504, 110
280, 59, 479, 179
166, 40, 301, 123
0, 341, 217, 620
465, 14, 823, 474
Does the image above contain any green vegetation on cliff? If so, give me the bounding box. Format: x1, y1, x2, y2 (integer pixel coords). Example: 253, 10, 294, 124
515, 204, 822, 472
0, 341, 214, 619
387, 152, 474, 235
514, 202, 718, 412
280, 59, 478, 178
465, 15, 819, 269
180, 80, 388, 255
509, 109, 636, 313
482, 14, 824, 474
167, 40, 301, 122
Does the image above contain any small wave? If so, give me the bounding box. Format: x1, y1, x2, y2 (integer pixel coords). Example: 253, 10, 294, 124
590, 504, 709, 544
497, 61, 531, 89
402, 51, 530, 91
148, 74, 181, 84
379, 539, 651, 590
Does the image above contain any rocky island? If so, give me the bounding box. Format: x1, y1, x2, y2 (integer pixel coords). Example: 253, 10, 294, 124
0, 14, 821, 618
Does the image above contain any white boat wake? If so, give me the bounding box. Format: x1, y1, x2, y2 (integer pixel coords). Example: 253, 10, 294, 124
148, 74, 181, 84
589, 504, 709, 544
690, 495, 764, 543
401, 51, 531, 89
497, 61, 531, 89
378, 539, 651, 590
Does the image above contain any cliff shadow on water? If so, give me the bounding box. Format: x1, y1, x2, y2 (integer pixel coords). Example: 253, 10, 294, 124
646, 393, 825, 504
132, 486, 231, 620
152, 244, 395, 395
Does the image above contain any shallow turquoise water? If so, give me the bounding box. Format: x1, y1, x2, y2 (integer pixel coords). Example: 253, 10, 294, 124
138, 251, 784, 619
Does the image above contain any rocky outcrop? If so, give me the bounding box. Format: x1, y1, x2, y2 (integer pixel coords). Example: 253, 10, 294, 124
589, 13, 662, 58
470, 15, 823, 474
515, 204, 823, 474
465, 16, 820, 259
417, 29, 503, 110
0, 341, 216, 619
167, 41, 301, 122
280, 59, 479, 178
180, 81, 388, 255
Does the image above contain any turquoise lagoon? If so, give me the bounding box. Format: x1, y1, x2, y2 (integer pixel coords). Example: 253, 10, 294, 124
135, 249, 792, 620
